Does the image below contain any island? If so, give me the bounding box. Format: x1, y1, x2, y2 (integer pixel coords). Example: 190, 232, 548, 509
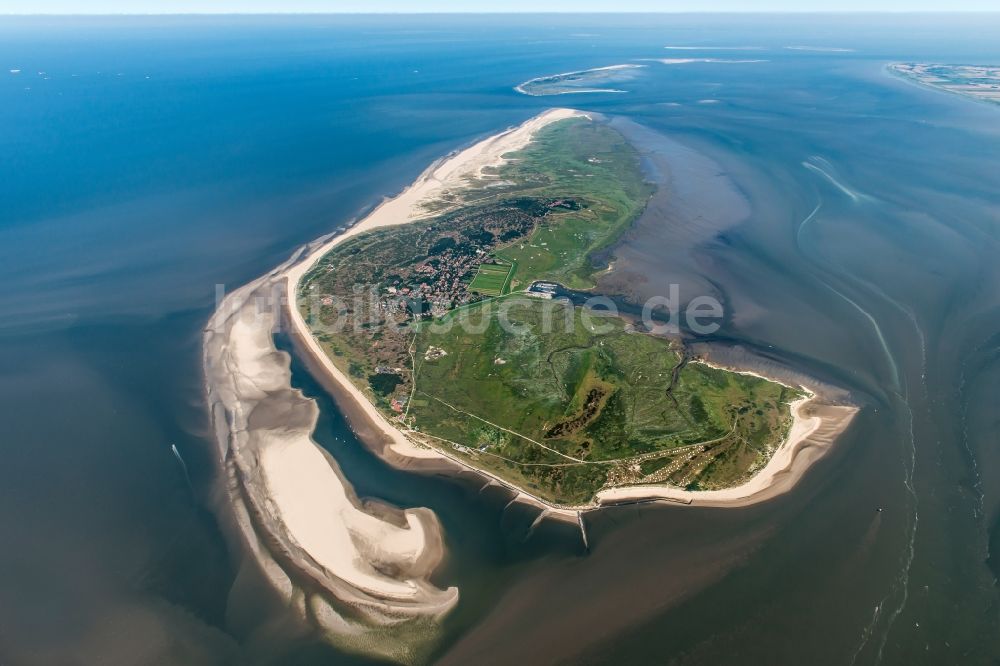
295, 109, 848, 507
204, 108, 857, 663
890, 62, 1000, 106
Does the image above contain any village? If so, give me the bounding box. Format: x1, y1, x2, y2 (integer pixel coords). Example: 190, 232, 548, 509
379, 242, 491, 318
376, 198, 581, 319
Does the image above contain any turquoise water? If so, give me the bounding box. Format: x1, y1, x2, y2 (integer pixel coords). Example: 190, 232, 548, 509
1, 14, 999, 665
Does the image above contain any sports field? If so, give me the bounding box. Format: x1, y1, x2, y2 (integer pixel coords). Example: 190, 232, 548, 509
467, 262, 514, 296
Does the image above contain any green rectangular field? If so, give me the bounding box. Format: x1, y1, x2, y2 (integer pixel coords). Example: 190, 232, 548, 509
468, 262, 513, 296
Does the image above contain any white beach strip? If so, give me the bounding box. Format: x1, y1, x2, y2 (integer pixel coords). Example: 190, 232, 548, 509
664, 45, 764, 50
651, 58, 768, 64
785, 45, 856, 52
516, 88, 630, 96
205, 265, 457, 663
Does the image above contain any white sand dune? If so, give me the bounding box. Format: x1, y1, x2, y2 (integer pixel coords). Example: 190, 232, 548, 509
227, 313, 442, 602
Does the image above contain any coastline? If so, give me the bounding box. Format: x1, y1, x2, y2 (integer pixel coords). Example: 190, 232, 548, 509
590, 359, 857, 508
886, 62, 1000, 108
278, 107, 858, 514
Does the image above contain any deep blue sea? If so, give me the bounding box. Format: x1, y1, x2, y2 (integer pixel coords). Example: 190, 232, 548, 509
1, 14, 999, 665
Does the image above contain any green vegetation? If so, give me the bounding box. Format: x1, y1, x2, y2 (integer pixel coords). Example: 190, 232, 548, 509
299, 116, 798, 505
408, 299, 798, 504
488, 120, 653, 289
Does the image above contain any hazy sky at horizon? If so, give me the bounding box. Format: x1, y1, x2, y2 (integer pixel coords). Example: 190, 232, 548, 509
3, 0, 999, 13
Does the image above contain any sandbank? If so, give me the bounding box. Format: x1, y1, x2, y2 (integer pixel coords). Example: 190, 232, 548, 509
205, 272, 456, 663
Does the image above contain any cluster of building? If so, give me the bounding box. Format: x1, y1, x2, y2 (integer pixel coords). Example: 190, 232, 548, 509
379, 243, 494, 318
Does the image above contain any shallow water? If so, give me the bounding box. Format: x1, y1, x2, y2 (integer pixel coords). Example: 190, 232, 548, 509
1, 14, 999, 665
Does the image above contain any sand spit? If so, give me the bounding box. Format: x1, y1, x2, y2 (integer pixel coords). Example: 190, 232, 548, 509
663, 45, 764, 51
651, 58, 768, 64
204, 272, 457, 664
785, 45, 856, 53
